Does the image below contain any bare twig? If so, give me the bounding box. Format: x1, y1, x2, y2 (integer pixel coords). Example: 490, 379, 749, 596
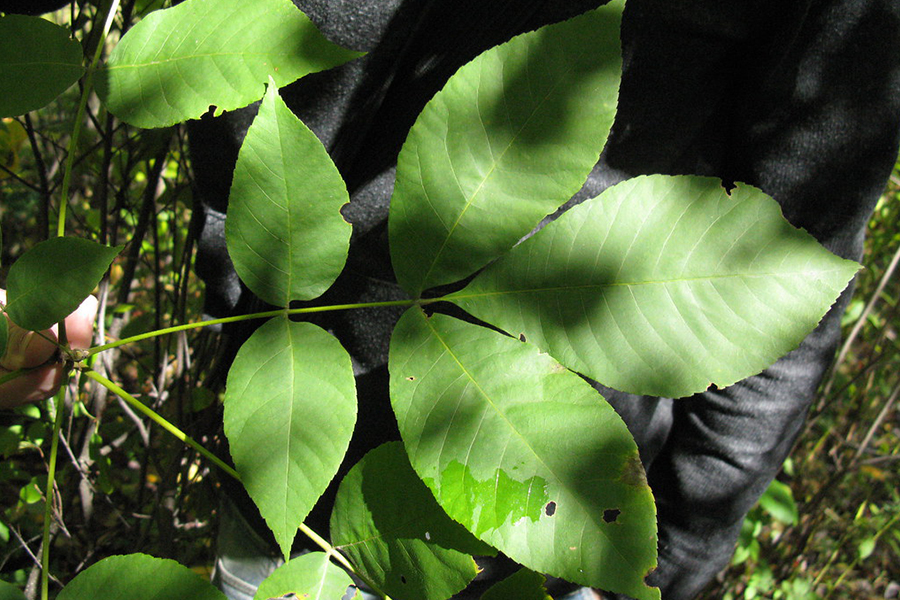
821, 237, 900, 399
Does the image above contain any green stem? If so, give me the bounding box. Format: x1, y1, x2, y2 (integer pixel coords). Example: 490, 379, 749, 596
87, 298, 436, 357
822, 510, 900, 599
41, 385, 67, 600
57, 0, 122, 238
83, 370, 240, 481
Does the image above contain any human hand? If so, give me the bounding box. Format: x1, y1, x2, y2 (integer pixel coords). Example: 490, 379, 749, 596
0, 289, 97, 409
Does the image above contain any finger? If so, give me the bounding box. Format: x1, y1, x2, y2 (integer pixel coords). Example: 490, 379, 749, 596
1, 288, 57, 369
0, 364, 64, 409
1, 294, 97, 369
65, 295, 98, 350
1, 321, 58, 370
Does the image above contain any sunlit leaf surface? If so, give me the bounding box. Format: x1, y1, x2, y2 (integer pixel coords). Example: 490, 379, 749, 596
389, 2, 623, 297
96, 0, 361, 127
450, 175, 860, 398
389, 309, 659, 600
253, 552, 355, 600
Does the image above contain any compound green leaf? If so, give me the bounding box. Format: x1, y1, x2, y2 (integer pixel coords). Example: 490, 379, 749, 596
331, 442, 491, 600
0, 580, 26, 600
0, 15, 84, 117
226, 82, 351, 306
96, 0, 362, 128
5, 237, 121, 332
253, 552, 355, 600
389, 2, 623, 297
389, 309, 659, 600
56, 554, 226, 600
449, 175, 861, 398
224, 317, 356, 559
480, 569, 551, 600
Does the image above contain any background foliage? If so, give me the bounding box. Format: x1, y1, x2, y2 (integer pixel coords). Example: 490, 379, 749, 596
0, 1, 897, 599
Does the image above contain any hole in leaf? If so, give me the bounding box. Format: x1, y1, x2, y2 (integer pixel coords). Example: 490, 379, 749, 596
406, 376, 415, 381
603, 509, 621, 523
400, 575, 407, 584
545, 501, 557, 516
518, 333, 527, 343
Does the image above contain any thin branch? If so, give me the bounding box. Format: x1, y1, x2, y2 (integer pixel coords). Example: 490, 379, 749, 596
821, 237, 900, 399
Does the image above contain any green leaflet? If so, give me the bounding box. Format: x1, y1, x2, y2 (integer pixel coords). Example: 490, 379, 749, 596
225, 82, 351, 307
253, 552, 356, 600
331, 442, 491, 600
96, 0, 362, 128
758, 479, 799, 526
480, 569, 552, 600
0, 15, 84, 118
0, 580, 27, 600
224, 317, 356, 558
5, 237, 121, 332
389, 309, 659, 600
449, 175, 861, 398
56, 554, 226, 600
389, 2, 623, 297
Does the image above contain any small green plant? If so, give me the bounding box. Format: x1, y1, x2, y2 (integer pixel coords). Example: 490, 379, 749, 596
0, 1, 859, 599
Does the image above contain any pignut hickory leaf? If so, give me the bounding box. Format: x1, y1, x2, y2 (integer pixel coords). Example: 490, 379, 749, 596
449, 175, 860, 398
481, 569, 553, 600
331, 442, 489, 600
389, 2, 623, 297
56, 554, 226, 600
253, 553, 356, 600
0, 15, 84, 117
226, 82, 351, 306
5, 237, 120, 332
224, 317, 356, 559
389, 309, 659, 600
96, 0, 361, 128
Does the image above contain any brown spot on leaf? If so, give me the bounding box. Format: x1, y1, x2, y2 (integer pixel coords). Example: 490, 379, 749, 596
621, 451, 648, 488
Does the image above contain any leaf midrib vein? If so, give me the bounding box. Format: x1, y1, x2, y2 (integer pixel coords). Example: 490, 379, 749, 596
421, 313, 639, 569
417, 45, 584, 292
450, 268, 847, 300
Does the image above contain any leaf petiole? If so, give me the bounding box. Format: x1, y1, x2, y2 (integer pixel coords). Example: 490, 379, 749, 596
82, 369, 393, 599
86, 298, 439, 357
83, 369, 239, 480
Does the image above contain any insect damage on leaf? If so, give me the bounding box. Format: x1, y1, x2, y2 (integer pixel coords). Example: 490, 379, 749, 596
603, 509, 621, 524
